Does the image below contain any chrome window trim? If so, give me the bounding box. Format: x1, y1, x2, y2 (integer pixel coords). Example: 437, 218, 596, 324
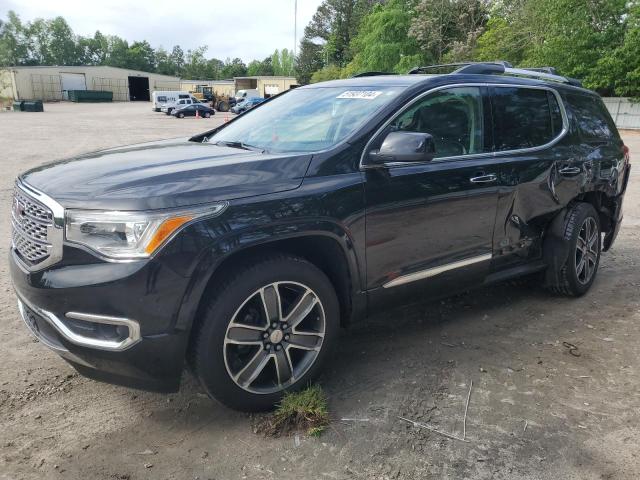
383, 253, 492, 289
360, 82, 570, 170
16, 294, 141, 351
13, 179, 65, 272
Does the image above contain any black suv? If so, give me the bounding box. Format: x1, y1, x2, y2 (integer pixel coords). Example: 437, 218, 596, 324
10, 63, 630, 411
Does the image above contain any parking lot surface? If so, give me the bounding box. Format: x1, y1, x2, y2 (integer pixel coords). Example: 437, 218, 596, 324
1, 102, 639, 480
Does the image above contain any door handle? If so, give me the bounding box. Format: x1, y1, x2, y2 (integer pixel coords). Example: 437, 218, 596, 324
559, 166, 581, 176
469, 174, 497, 184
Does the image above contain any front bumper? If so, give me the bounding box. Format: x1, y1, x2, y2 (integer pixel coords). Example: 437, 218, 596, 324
10, 250, 193, 392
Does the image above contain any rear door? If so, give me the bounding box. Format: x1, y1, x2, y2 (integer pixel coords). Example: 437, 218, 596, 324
488, 85, 573, 270
363, 86, 500, 304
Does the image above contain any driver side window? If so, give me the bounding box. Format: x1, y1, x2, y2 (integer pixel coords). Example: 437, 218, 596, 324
393, 87, 487, 159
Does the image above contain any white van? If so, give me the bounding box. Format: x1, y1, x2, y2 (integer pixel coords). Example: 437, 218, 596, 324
152, 91, 196, 112
234, 89, 260, 102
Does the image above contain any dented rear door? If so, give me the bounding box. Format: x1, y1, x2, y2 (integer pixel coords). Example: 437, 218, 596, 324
489, 85, 583, 270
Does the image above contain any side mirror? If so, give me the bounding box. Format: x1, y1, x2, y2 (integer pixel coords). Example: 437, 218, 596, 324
369, 131, 436, 163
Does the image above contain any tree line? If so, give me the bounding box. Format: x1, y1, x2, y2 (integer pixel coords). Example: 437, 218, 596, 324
2, 2, 639, 97
298, 0, 640, 97
0, 11, 295, 79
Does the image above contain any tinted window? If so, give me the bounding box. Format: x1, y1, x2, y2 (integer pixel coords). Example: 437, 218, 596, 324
393, 87, 487, 158
179, 94, 189, 99
157, 95, 167, 103
567, 93, 617, 142
492, 87, 562, 151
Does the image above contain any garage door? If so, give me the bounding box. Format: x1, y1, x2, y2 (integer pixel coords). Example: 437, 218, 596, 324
61, 73, 87, 91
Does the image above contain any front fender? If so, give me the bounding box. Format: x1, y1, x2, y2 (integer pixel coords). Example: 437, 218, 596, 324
167, 173, 366, 332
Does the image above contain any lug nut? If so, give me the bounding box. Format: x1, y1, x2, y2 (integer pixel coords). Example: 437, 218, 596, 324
284, 334, 290, 341
282, 323, 288, 329
264, 343, 271, 351
271, 322, 278, 329
275, 345, 281, 351
262, 332, 269, 339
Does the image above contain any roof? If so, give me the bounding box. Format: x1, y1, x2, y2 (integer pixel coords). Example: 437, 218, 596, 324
181, 79, 234, 84
301, 75, 430, 88
301, 72, 593, 95
233, 76, 297, 80
2, 65, 180, 80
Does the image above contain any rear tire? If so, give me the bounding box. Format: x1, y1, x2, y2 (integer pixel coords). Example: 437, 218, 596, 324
192, 255, 339, 412
545, 202, 601, 296
217, 100, 229, 112
204, 111, 211, 118
177, 112, 184, 118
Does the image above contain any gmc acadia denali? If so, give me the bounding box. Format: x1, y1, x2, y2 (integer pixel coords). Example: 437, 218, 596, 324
10, 62, 630, 411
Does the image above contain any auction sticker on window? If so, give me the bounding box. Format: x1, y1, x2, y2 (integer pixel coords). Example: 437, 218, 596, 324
337, 90, 383, 100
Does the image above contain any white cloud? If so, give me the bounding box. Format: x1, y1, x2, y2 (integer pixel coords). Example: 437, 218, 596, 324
1, 0, 322, 63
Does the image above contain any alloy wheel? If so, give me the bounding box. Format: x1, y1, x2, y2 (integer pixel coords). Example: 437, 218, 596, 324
223, 281, 326, 394
575, 217, 598, 285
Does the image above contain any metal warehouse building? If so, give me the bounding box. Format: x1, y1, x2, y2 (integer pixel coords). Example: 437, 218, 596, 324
0, 65, 181, 102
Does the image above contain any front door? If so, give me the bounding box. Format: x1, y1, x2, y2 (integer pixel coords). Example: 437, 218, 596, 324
363, 86, 499, 304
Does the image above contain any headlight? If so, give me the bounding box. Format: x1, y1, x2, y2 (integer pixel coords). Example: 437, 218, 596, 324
65, 203, 227, 259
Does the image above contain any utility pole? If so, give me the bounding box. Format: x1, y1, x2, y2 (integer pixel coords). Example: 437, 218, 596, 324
294, 0, 298, 59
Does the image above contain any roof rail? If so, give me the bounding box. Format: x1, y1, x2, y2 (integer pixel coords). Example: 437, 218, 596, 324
407, 62, 512, 75
407, 61, 583, 87
351, 71, 394, 77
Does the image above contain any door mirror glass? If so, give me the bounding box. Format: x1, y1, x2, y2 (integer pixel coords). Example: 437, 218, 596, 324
369, 131, 436, 163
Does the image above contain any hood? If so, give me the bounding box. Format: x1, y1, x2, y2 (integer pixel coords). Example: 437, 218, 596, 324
21, 138, 313, 210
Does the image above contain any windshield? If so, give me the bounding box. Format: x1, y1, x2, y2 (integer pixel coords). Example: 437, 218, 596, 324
208, 86, 402, 153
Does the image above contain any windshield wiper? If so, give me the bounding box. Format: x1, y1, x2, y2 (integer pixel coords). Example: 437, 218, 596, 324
214, 140, 265, 153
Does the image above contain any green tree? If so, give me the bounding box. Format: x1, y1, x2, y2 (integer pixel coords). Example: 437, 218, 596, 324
126, 40, 156, 72
0, 11, 30, 66
183, 46, 208, 78
348, 0, 423, 74
169, 45, 185, 75
47, 17, 79, 65
78, 31, 109, 65
221, 57, 247, 78
409, 0, 489, 64
588, 3, 640, 97
104, 35, 130, 68
296, 38, 324, 84
474, 0, 628, 86
310, 64, 345, 82
270, 48, 295, 75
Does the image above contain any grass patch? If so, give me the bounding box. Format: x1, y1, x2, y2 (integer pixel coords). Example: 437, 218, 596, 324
255, 385, 330, 437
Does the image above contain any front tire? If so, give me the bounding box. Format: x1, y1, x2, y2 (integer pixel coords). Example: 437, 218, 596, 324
546, 202, 601, 296
192, 255, 339, 411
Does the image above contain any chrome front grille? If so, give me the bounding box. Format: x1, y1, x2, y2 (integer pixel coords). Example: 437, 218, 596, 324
11, 183, 64, 270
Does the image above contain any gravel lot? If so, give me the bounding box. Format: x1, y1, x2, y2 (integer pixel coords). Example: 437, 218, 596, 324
1, 102, 639, 480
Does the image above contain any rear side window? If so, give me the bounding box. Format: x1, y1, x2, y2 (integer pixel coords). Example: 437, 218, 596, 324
567, 93, 617, 142
491, 87, 563, 151
179, 94, 189, 99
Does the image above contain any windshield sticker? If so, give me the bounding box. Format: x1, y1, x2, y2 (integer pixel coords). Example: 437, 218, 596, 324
337, 90, 383, 100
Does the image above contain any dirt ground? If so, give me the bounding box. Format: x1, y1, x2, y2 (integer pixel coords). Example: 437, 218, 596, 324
0, 102, 639, 480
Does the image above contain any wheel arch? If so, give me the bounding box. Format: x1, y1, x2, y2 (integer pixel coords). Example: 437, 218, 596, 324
178, 228, 365, 358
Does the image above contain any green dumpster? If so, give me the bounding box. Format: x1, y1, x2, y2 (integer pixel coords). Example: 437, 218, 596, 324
68, 90, 113, 102
23, 100, 44, 112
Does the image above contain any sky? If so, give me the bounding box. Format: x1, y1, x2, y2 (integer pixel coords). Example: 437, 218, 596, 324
0, 0, 323, 63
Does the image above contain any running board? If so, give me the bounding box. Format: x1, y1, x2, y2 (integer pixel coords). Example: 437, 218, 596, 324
483, 261, 547, 285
